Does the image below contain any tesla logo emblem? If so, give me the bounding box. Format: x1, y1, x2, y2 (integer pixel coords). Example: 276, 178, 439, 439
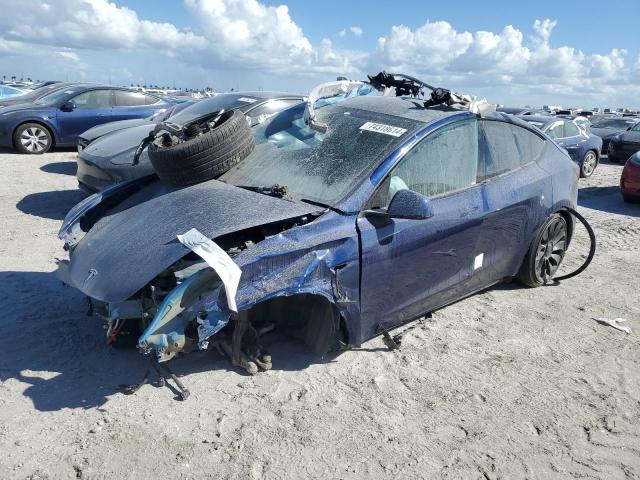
84, 268, 98, 284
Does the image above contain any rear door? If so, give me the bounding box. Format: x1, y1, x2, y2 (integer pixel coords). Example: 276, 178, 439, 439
111, 90, 166, 122
56, 89, 114, 144
559, 121, 586, 161
357, 118, 486, 339
472, 120, 551, 288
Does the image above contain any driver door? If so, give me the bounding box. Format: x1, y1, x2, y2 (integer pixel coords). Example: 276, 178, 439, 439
357, 119, 486, 340
56, 89, 114, 144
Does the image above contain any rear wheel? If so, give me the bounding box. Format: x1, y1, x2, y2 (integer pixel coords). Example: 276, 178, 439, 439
13, 123, 52, 154
580, 150, 597, 178
517, 213, 568, 287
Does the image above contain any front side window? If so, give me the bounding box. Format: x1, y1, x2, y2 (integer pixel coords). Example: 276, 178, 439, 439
71, 90, 112, 109
370, 120, 479, 208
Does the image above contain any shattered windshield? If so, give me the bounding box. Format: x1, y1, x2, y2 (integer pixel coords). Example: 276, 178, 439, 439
219, 102, 420, 205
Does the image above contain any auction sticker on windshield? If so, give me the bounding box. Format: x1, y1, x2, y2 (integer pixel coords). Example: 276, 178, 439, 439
359, 122, 407, 137
237, 97, 257, 103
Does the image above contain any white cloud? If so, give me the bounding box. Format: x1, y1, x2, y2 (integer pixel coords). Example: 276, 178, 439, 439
0, 2, 636, 107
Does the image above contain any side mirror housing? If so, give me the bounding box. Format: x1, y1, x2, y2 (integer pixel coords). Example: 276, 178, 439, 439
60, 100, 76, 112
387, 189, 434, 220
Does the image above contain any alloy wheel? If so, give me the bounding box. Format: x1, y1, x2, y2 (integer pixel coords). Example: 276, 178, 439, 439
581, 151, 597, 177
20, 127, 49, 153
534, 217, 567, 283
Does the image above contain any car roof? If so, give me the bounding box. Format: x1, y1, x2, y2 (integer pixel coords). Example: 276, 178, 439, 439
322, 95, 468, 125
516, 114, 559, 126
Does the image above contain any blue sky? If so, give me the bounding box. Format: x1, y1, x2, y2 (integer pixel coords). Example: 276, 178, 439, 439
1, 0, 639, 107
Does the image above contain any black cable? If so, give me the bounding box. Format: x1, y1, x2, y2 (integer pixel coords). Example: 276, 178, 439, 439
554, 207, 596, 281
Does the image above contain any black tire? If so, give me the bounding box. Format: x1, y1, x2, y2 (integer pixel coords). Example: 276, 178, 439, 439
580, 150, 598, 178
13, 122, 52, 154
517, 213, 568, 287
149, 109, 254, 187
623, 193, 640, 204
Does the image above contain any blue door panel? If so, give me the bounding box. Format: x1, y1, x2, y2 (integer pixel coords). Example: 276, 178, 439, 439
357, 185, 485, 339
473, 162, 552, 288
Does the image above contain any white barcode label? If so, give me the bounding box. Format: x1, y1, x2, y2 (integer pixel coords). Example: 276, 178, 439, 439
237, 97, 257, 103
359, 122, 407, 137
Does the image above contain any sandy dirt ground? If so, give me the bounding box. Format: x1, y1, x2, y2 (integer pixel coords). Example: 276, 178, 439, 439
0, 149, 638, 480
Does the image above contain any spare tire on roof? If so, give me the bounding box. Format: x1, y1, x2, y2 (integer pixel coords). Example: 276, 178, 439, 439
148, 109, 255, 187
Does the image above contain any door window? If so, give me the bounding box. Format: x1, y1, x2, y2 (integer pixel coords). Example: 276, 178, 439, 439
372, 119, 479, 208
479, 120, 546, 181
113, 90, 155, 107
71, 90, 112, 108
546, 122, 564, 139
563, 121, 580, 137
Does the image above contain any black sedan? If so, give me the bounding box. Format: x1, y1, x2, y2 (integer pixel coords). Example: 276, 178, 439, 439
76, 91, 304, 192
589, 116, 639, 153
608, 121, 640, 163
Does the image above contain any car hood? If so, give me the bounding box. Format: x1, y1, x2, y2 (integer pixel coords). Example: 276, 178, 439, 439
81, 123, 156, 165
616, 131, 640, 144
81, 119, 153, 143
0, 102, 53, 115
66, 179, 320, 302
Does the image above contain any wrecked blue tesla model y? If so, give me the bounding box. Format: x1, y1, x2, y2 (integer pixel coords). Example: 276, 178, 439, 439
57, 91, 578, 375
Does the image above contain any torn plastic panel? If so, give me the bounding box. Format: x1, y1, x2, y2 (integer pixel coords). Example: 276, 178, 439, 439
303, 80, 376, 131
137, 211, 361, 362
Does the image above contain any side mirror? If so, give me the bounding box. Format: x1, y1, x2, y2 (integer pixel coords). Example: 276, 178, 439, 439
387, 189, 434, 220
60, 100, 76, 112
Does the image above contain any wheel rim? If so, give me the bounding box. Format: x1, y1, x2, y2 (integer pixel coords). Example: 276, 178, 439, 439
582, 152, 596, 176
20, 127, 49, 152
534, 218, 567, 283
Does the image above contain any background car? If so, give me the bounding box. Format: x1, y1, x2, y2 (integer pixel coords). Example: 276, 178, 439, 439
608, 121, 640, 163
0, 84, 27, 99
0, 85, 171, 154
76, 100, 195, 151
620, 152, 640, 202
518, 115, 602, 177
58, 95, 578, 364
76, 91, 304, 192
0, 82, 82, 108
589, 116, 639, 153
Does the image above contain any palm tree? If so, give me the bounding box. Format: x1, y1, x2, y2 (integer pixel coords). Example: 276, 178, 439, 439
11, 75, 16, 81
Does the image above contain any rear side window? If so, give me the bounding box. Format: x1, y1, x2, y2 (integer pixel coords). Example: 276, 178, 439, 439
563, 121, 580, 137
480, 121, 521, 179
480, 121, 545, 180
114, 90, 157, 107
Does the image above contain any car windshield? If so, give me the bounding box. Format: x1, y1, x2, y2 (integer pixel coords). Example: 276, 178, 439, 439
219, 102, 420, 206
34, 87, 83, 105
591, 118, 636, 129
631, 123, 640, 132
169, 94, 264, 124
